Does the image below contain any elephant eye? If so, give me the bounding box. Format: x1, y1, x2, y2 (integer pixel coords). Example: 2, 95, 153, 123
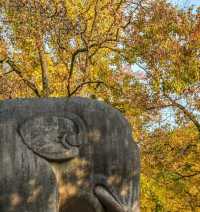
61, 133, 80, 147
57, 134, 64, 141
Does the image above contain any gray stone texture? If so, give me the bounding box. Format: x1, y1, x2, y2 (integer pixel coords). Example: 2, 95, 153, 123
0, 97, 140, 212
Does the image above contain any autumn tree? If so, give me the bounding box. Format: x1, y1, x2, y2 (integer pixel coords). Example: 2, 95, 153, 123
0, 0, 144, 98
124, 0, 200, 134
0, 0, 199, 211
121, 1, 200, 210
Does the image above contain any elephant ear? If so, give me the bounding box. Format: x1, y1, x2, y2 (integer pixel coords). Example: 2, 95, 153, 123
19, 113, 87, 161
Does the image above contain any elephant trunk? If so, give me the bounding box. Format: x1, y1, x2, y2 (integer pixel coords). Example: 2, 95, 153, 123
94, 186, 126, 212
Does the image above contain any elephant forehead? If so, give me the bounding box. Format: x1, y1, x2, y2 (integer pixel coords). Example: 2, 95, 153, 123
78, 109, 135, 178
83, 108, 130, 142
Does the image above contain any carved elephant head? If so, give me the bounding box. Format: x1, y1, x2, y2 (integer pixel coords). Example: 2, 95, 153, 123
0, 97, 140, 212
19, 114, 87, 161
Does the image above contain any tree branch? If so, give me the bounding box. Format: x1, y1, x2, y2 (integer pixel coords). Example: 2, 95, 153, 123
37, 45, 49, 97
166, 95, 200, 134
67, 47, 88, 96
90, 0, 99, 36
145, 103, 174, 111
67, 43, 98, 96
1, 59, 41, 97
69, 80, 104, 97
174, 171, 200, 179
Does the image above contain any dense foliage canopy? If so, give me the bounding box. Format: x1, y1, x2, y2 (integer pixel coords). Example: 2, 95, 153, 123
0, 0, 199, 211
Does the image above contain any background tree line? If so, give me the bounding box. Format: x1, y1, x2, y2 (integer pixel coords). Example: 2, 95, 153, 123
0, 0, 199, 211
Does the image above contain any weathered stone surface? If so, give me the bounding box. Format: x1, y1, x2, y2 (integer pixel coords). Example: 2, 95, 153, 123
0, 112, 58, 212
0, 97, 140, 212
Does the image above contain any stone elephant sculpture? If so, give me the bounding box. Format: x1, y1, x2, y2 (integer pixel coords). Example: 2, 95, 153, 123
0, 97, 140, 212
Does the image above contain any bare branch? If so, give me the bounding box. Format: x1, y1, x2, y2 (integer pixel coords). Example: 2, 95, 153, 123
0, 59, 41, 97
69, 80, 104, 97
